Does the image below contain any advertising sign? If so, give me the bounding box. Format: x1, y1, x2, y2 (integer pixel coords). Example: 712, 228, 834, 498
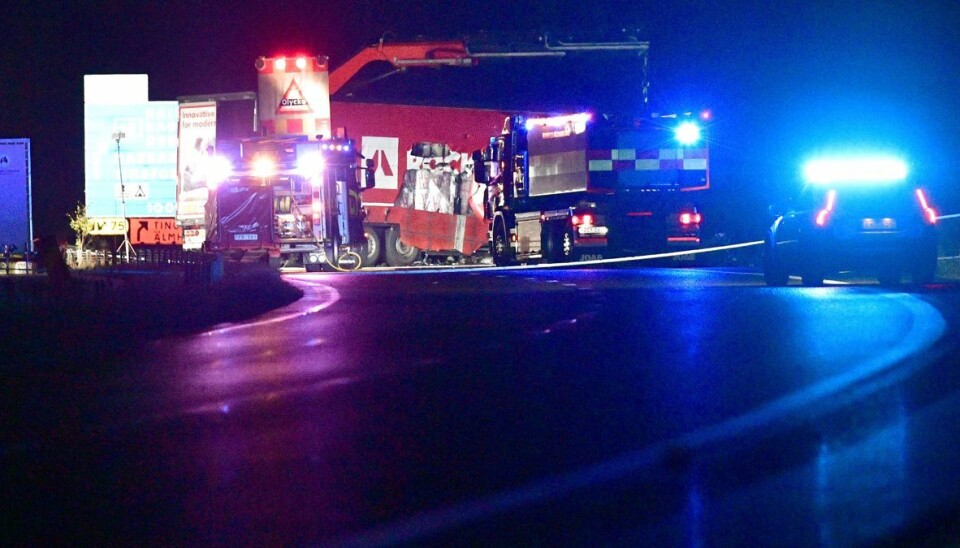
176, 102, 217, 227
0, 139, 32, 250
84, 101, 179, 218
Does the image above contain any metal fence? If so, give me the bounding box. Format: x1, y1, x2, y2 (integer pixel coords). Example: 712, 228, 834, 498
64, 246, 222, 284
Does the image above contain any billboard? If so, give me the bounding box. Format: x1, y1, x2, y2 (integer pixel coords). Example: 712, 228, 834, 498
83, 75, 179, 219
84, 102, 179, 218
176, 102, 217, 228
0, 139, 32, 250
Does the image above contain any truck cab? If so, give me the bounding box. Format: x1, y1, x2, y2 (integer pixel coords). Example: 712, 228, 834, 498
206, 135, 374, 271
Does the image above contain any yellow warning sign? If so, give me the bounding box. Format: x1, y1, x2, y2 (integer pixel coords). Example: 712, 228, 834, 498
87, 217, 129, 236
276, 79, 312, 114
130, 218, 184, 245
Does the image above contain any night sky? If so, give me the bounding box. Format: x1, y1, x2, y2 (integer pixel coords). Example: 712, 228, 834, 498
4, 0, 959, 241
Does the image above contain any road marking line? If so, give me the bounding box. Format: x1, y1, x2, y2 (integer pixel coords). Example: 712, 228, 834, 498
201, 279, 340, 336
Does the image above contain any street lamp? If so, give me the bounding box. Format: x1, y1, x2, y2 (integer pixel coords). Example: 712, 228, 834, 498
112, 131, 135, 261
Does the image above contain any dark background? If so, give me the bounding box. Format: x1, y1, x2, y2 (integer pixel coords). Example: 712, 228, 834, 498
3, 0, 959, 243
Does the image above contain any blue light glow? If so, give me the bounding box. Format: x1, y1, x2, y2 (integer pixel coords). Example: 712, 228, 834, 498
675, 122, 702, 145
803, 156, 909, 185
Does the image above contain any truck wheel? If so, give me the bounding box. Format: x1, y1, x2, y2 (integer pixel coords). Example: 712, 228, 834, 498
362, 226, 383, 267
877, 266, 902, 285
801, 269, 824, 287
491, 220, 516, 266
911, 243, 937, 284
384, 226, 419, 267
762, 244, 789, 286
541, 224, 560, 263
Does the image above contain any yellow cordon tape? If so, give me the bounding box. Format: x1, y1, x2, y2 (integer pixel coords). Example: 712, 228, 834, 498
497, 240, 765, 270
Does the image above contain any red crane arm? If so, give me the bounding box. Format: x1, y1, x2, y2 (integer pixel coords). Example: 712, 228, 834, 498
328, 40, 474, 96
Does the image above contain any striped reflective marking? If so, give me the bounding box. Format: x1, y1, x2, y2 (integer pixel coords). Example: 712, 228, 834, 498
454, 215, 466, 252
588, 148, 708, 171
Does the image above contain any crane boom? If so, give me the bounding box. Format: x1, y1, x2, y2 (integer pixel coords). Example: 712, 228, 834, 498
328, 35, 650, 96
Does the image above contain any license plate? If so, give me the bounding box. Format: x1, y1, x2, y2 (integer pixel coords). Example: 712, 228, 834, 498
676, 253, 696, 261
862, 217, 896, 230
578, 226, 608, 235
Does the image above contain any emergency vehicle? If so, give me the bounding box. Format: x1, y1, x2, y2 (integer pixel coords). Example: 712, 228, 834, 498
763, 155, 938, 285
203, 136, 373, 271
474, 112, 708, 265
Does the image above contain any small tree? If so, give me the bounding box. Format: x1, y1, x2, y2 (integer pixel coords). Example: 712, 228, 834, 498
67, 203, 91, 267
68, 203, 91, 249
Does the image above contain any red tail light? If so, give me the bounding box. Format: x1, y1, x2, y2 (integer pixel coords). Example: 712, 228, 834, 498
572, 214, 594, 227
915, 188, 938, 225
816, 189, 837, 227
679, 212, 702, 226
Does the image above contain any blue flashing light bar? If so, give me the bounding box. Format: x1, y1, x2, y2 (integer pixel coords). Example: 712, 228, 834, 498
674, 122, 702, 145
803, 155, 909, 185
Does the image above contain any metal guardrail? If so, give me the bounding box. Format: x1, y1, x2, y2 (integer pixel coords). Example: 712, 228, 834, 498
1, 247, 226, 310
63, 246, 223, 284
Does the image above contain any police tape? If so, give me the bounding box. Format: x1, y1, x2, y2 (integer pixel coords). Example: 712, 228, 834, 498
513, 209, 960, 270
500, 240, 765, 270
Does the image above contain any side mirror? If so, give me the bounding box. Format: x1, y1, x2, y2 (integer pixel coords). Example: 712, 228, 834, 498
472, 150, 488, 183
363, 158, 376, 190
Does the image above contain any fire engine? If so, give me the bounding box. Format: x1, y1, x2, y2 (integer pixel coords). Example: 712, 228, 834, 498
204, 136, 373, 271
474, 111, 708, 265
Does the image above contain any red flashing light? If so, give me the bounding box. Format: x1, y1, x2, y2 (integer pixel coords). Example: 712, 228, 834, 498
274, 58, 287, 71
295, 57, 307, 70
816, 189, 837, 227
679, 212, 702, 225
915, 188, 938, 224
572, 214, 594, 227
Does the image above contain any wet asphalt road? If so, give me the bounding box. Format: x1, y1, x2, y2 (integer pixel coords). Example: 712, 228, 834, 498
4, 267, 960, 545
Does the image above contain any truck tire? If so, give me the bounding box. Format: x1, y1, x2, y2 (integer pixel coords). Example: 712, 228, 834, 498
877, 266, 902, 285
541, 224, 561, 263
491, 220, 516, 266
911, 242, 937, 284
384, 226, 419, 267
762, 243, 789, 286
362, 226, 383, 267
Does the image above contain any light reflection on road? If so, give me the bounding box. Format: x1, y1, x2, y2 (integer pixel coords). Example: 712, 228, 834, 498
334, 276, 948, 546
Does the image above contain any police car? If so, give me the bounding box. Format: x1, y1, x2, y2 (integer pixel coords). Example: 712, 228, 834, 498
763, 155, 939, 286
